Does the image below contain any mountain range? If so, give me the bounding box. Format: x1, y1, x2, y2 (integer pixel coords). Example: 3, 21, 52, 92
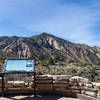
0, 33, 100, 64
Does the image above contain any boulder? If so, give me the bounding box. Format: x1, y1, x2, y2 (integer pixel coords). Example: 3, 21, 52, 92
70, 76, 89, 83
53, 75, 71, 81
5, 82, 13, 88
84, 91, 97, 98
36, 84, 53, 91
92, 82, 100, 90
13, 81, 25, 87
97, 91, 100, 99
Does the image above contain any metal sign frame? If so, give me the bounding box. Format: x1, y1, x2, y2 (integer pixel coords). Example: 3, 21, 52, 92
1, 59, 36, 97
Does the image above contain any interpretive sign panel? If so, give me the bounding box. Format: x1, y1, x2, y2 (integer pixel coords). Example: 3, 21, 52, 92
3, 59, 34, 73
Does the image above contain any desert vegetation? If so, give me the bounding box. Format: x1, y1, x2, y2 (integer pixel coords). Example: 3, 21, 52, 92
32, 53, 100, 82
0, 51, 100, 82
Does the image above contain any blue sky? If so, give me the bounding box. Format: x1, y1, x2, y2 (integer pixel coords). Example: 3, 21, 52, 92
0, 0, 100, 46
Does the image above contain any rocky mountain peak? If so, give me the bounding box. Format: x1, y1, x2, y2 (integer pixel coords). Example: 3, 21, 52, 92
0, 33, 100, 64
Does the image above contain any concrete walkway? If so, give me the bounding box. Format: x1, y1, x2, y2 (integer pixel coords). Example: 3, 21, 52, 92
0, 95, 81, 100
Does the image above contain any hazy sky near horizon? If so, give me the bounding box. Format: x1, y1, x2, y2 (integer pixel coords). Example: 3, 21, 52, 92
0, 0, 100, 46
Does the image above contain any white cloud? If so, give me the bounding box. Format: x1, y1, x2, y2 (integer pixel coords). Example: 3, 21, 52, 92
0, 0, 100, 46
24, 3, 100, 46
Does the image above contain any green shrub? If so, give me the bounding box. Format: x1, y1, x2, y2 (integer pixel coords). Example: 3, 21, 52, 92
48, 57, 54, 65
95, 62, 100, 66
37, 71, 43, 75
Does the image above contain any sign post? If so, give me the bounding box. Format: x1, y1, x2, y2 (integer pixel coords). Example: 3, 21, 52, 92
1, 74, 4, 97
1, 59, 36, 97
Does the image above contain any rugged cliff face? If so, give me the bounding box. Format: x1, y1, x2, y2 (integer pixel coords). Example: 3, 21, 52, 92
3, 38, 31, 58
0, 33, 100, 64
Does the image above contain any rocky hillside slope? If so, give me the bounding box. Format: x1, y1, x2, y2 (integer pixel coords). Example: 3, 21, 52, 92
0, 33, 100, 64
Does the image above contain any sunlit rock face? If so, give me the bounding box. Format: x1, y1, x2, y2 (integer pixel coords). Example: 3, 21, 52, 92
3, 38, 31, 59
0, 32, 100, 63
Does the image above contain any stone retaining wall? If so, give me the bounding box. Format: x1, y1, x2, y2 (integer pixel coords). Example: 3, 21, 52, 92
0, 75, 100, 99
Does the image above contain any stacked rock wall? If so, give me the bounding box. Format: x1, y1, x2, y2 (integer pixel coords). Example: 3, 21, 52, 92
0, 75, 100, 99
35, 75, 100, 99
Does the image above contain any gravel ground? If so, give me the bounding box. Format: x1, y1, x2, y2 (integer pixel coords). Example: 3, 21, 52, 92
0, 95, 81, 100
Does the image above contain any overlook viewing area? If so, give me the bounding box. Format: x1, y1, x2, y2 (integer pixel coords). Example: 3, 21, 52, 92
0, 59, 99, 100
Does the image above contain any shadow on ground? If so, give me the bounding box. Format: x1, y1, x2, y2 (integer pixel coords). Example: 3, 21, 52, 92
0, 95, 80, 100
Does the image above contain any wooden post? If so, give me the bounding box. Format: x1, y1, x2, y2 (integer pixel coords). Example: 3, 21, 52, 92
1, 74, 4, 97
33, 72, 36, 97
